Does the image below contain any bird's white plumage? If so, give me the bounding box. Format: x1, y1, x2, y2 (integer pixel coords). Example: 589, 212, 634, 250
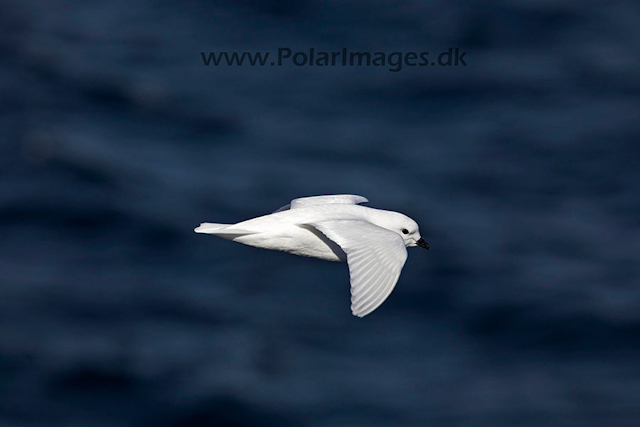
194, 194, 427, 317
291, 194, 368, 209
273, 194, 368, 213
194, 223, 256, 235
309, 220, 407, 317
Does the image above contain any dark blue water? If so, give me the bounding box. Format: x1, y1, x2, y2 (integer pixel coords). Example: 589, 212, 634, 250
1, 1, 639, 426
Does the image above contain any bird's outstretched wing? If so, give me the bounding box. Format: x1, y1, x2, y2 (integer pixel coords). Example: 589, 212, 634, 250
273, 194, 368, 213
308, 219, 407, 317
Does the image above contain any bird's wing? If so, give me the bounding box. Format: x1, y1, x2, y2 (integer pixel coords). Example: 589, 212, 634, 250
273, 194, 368, 213
308, 220, 407, 317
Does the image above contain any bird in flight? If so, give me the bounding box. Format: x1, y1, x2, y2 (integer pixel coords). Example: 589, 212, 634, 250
195, 195, 429, 317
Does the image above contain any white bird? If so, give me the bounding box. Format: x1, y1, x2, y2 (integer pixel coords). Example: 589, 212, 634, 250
194, 195, 429, 317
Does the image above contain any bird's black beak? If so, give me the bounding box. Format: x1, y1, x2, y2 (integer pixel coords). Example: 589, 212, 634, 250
417, 238, 430, 250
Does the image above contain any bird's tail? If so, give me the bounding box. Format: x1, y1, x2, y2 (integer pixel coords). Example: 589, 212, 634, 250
194, 222, 230, 233
194, 223, 257, 236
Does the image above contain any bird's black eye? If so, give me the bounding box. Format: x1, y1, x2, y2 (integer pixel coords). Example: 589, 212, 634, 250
401, 228, 409, 234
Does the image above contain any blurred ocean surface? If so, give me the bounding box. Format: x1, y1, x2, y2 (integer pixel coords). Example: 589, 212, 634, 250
1, 1, 639, 426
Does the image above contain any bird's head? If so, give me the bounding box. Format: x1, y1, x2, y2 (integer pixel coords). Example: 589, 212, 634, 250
373, 210, 429, 250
